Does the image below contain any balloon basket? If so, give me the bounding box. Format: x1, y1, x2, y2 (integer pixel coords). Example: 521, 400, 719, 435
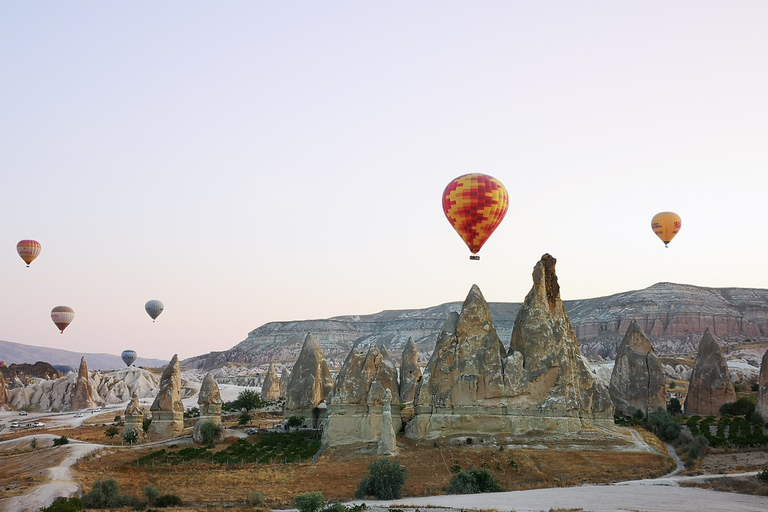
469, 255, 480, 261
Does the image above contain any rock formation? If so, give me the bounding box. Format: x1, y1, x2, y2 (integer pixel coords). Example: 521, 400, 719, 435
71, 357, 98, 411
609, 321, 666, 417
685, 329, 737, 416
758, 349, 768, 420
322, 345, 401, 447
122, 392, 145, 443
378, 389, 397, 456
0, 372, 7, 409
407, 254, 614, 440
284, 334, 334, 426
279, 366, 291, 397
260, 363, 281, 402
399, 337, 422, 423
193, 373, 224, 444
148, 354, 185, 440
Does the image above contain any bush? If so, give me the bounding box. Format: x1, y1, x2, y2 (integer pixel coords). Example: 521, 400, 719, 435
758, 466, 768, 484
40, 496, 83, 512
667, 398, 682, 415
684, 435, 709, 466
104, 426, 120, 439
82, 478, 123, 508
287, 416, 305, 429
248, 491, 265, 505
294, 491, 324, 512
30, 437, 37, 449
123, 429, 139, 445
154, 494, 182, 507
143, 485, 160, 503
354, 458, 407, 500
720, 397, 757, 417
199, 420, 223, 444
53, 436, 69, 446
448, 467, 503, 494
238, 412, 251, 426
647, 408, 681, 442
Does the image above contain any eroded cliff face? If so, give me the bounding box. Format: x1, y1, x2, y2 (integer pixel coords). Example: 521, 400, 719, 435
609, 321, 666, 417
407, 255, 614, 440
685, 330, 737, 416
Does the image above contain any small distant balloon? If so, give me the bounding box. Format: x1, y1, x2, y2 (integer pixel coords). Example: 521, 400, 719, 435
51, 306, 74, 333
17, 240, 41, 267
145, 300, 164, 322
121, 350, 137, 367
0, 361, 6, 368
442, 173, 509, 260
651, 212, 682, 248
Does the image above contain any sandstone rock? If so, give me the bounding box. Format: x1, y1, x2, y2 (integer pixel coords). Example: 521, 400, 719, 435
399, 337, 422, 423
71, 357, 98, 411
408, 255, 614, 440
122, 392, 146, 443
279, 366, 291, 397
260, 363, 281, 402
609, 320, 666, 417
285, 334, 334, 426
148, 354, 185, 440
193, 373, 224, 444
756, 349, 768, 419
685, 329, 737, 416
378, 389, 397, 456
322, 345, 401, 447
0, 372, 7, 409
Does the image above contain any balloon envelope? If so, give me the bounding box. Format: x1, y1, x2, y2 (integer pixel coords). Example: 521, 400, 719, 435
121, 350, 137, 367
51, 306, 74, 333
145, 300, 164, 321
442, 173, 509, 258
17, 240, 41, 267
651, 212, 682, 247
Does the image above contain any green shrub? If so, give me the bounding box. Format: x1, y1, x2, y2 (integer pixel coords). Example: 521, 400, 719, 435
82, 478, 123, 508
143, 485, 160, 503
199, 420, 223, 444
354, 458, 407, 500
287, 416, 305, 429
104, 426, 120, 439
647, 408, 681, 442
448, 467, 503, 494
30, 437, 37, 449
123, 429, 139, 444
248, 491, 265, 505
154, 494, 182, 507
53, 436, 69, 446
40, 496, 83, 512
238, 412, 251, 426
294, 491, 325, 512
758, 466, 768, 484
720, 396, 757, 417
667, 398, 682, 415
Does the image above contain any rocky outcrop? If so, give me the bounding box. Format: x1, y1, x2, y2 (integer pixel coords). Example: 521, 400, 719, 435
322, 345, 401, 447
378, 389, 397, 456
122, 392, 146, 443
408, 255, 614, 440
148, 355, 185, 440
260, 363, 281, 402
609, 321, 666, 417
399, 337, 422, 423
193, 373, 224, 444
756, 349, 768, 420
71, 357, 98, 411
0, 372, 7, 409
279, 367, 291, 397
284, 334, 334, 426
685, 329, 737, 416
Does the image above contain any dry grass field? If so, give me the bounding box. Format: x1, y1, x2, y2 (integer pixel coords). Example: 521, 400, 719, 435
71, 432, 675, 509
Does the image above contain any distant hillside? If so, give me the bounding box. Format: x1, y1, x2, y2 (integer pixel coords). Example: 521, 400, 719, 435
0, 340, 168, 371
183, 282, 768, 370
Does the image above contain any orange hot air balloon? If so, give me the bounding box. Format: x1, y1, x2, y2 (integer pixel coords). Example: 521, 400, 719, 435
442, 173, 509, 260
651, 212, 682, 248
51, 306, 74, 334
17, 240, 41, 267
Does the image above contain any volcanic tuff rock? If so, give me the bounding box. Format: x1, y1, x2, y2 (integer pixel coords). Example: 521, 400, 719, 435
322, 345, 401, 447
685, 329, 737, 416
756, 349, 768, 419
279, 367, 291, 397
609, 321, 666, 417
261, 363, 280, 402
71, 357, 99, 411
0, 372, 7, 409
193, 373, 224, 444
123, 392, 146, 442
149, 354, 185, 440
284, 334, 334, 425
408, 255, 614, 440
184, 283, 768, 370
399, 337, 422, 423
0, 361, 61, 384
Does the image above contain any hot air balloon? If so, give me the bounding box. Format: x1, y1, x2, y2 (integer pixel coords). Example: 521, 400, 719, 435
121, 350, 137, 367
442, 173, 509, 260
651, 212, 682, 248
51, 306, 74, 333
145, 300, 164, 322
17, 240, 41, 267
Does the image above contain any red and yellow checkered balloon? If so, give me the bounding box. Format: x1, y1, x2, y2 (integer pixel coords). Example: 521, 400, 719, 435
442, 173, 509, 256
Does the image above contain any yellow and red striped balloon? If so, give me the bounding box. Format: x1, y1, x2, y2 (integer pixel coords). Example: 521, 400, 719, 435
17, 240, 41, 267
442, 173, 509, 259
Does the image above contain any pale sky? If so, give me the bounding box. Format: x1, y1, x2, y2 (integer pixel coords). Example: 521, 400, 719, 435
2, 2, 767, 361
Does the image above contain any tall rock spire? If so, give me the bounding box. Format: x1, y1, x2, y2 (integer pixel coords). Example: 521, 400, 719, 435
71, 356, 98, 411
285, 334, 334, 412
685, 329, 736, 416
148, 354, 184, 439
261, 363, 280, 402
757, 349, 768, 420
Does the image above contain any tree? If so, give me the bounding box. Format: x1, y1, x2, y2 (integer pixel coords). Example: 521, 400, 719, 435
123, 429, 138, 445
231, 389, 265, 411
294, 491, 324, 512
667, 398, 682, 415
104, 426, 120, 439
82, 478, 122, 508
286, 416, 305, 429
239, 412, 251, 426
199, 420, 223, 444
354, 458, 408, 500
